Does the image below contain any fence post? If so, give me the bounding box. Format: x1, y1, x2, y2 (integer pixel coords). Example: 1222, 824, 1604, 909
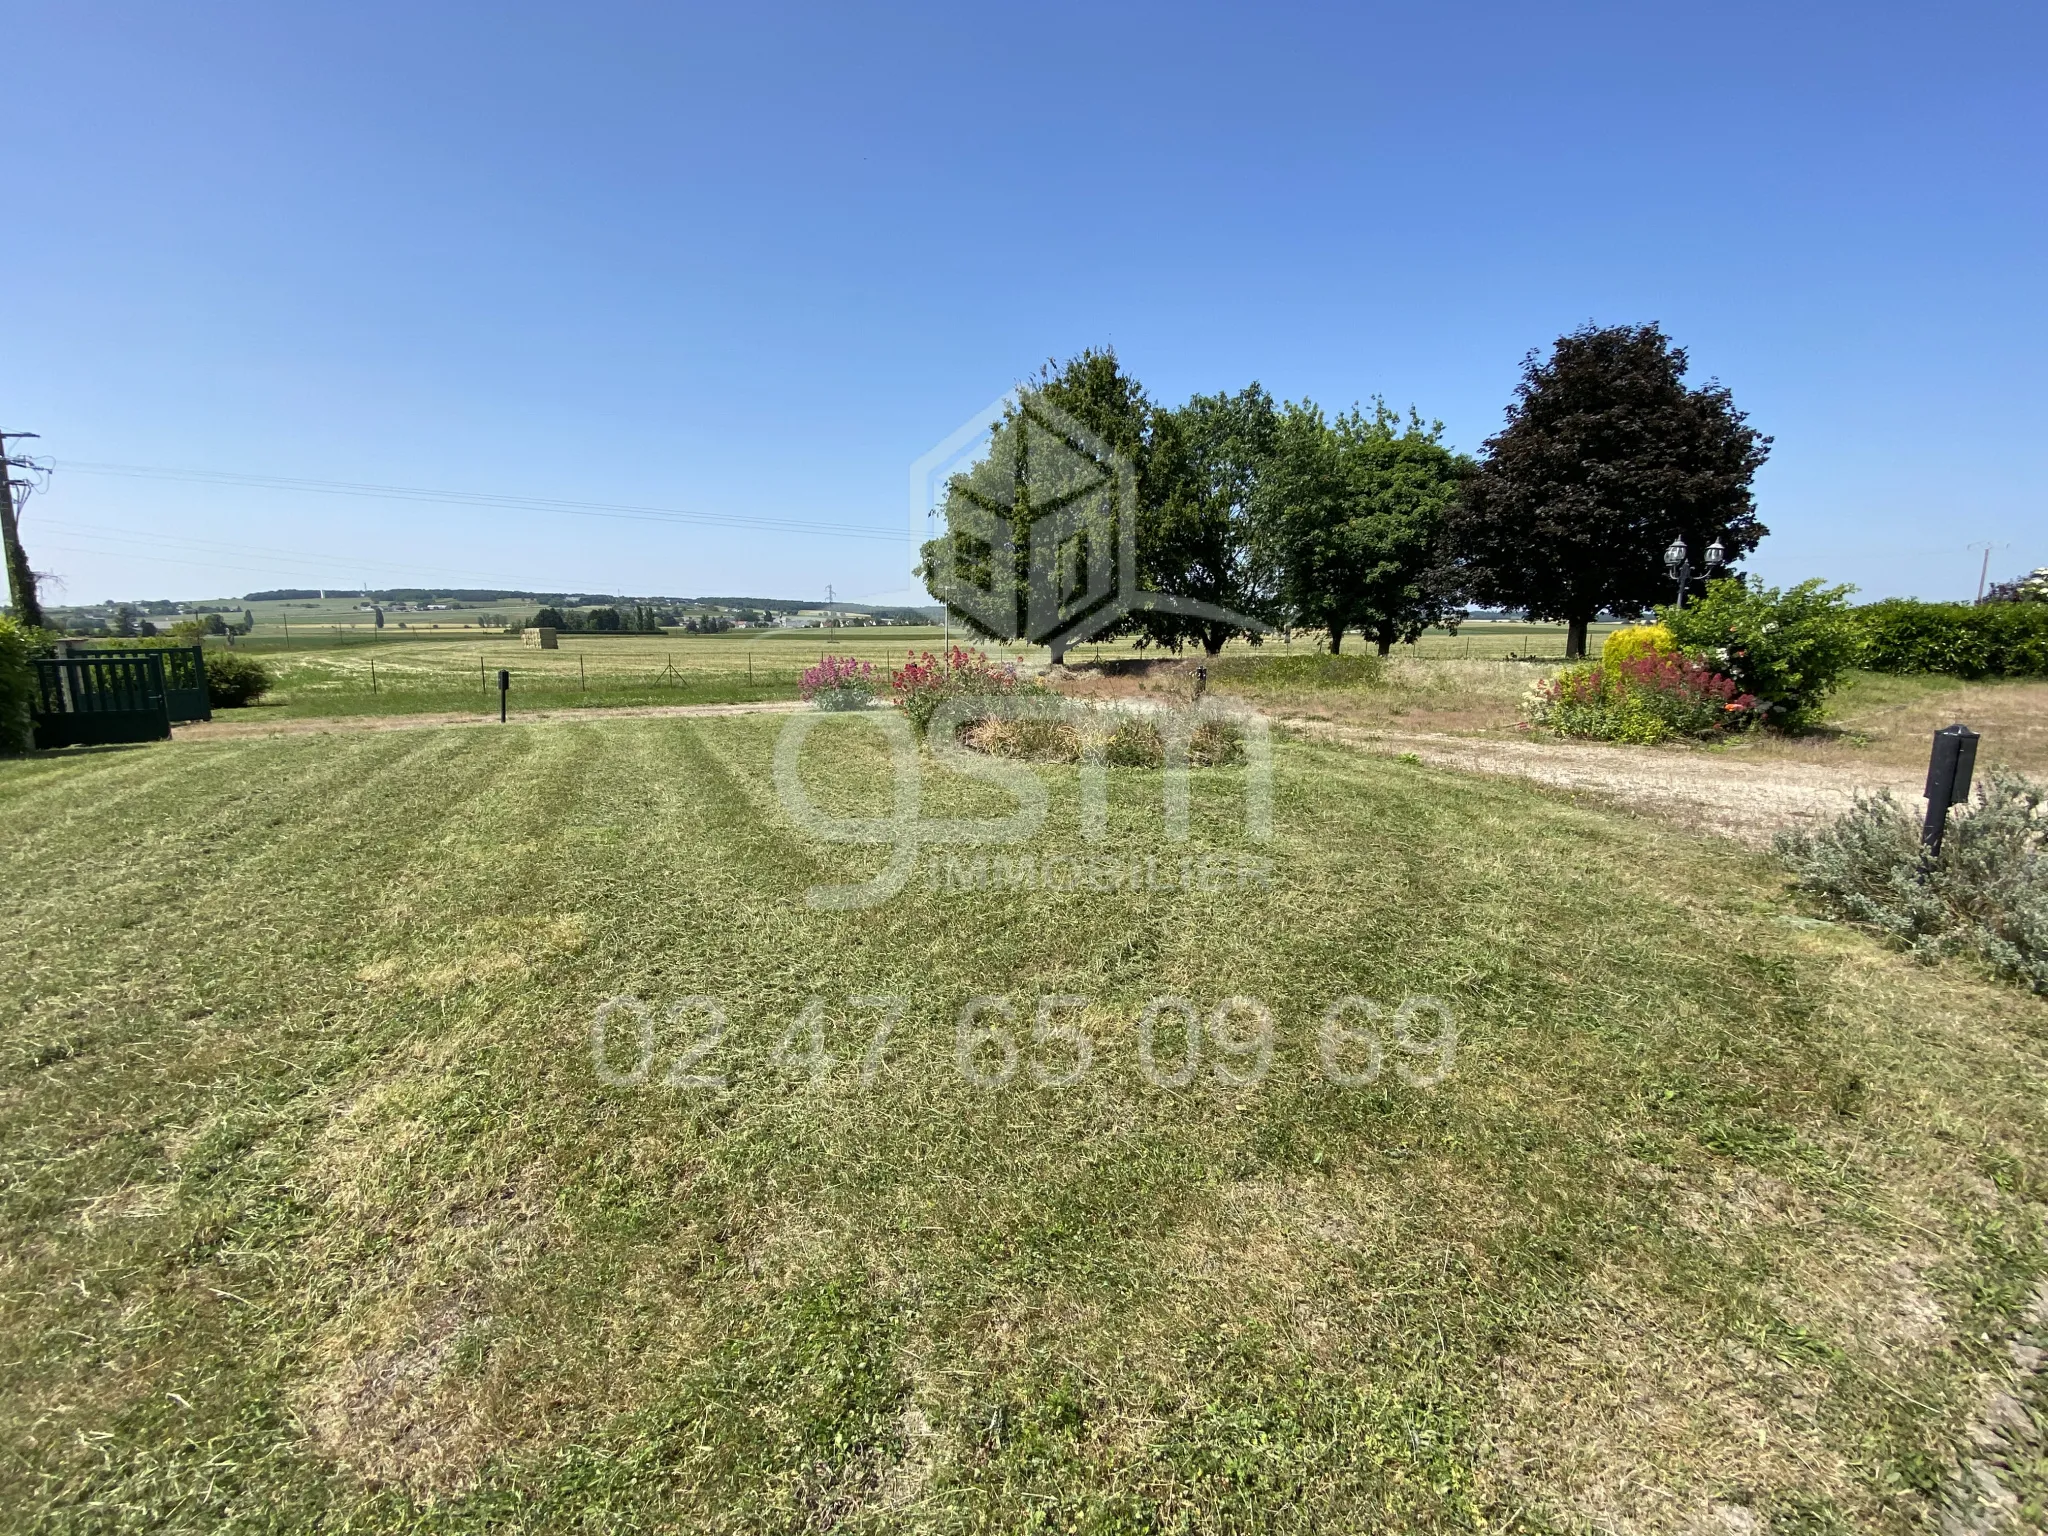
1921, 723, 1980, 856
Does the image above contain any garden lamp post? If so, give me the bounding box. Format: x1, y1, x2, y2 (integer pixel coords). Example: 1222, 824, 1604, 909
1664, 536, 1727, 610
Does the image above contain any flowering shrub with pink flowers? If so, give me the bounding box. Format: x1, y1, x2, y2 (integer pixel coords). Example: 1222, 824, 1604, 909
889, 646, 1044, 734
1524, 652, 1761, 743
799, 655, 878, 710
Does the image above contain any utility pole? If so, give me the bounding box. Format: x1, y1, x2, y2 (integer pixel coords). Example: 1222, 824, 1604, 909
825, 583, 835, 633
1967, 541, 2007, 604
0, 430, 48, 628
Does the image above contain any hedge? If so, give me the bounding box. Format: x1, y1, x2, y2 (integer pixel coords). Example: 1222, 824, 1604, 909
0, 617, 34, 753
1855, 599, 2048, 679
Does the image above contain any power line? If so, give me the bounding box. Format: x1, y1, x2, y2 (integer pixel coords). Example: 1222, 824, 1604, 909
37, 517, 535, 587
54, 459, 907, 543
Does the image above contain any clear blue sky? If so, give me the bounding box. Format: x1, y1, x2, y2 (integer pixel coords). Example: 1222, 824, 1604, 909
6, 1, 2042, 608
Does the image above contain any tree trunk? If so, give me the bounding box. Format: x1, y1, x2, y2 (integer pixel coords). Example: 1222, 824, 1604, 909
1048, 636, 1067, 666
1375, 624, 1395, 658
1203, 627, 1226, 657
1327, 626, 1344, 655
1565, 616, 1589, 659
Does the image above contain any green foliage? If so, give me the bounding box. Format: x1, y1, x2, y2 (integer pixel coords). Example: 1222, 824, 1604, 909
1855, 598, 2048, 679
1253, 400, 1469, 655
1661, 577, 1860, 727
202, 649, 273, 708
531, 606, 565, 629
1779, 772, 2048, 994
0, 616, 35, 753
1449, 322, 1771, 651
1139, 385, 1280, 654
922, 349, 1151, 658
168, 613, 228, 640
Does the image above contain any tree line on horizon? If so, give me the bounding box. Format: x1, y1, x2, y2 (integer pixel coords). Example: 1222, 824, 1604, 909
920, 322, 1773, 660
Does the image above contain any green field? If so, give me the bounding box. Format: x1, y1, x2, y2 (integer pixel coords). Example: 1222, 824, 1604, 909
3, 709, 2044, 1531
210, 622, 1620, 722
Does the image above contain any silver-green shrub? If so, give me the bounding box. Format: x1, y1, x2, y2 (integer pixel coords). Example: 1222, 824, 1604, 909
1777, 772, 2047, 993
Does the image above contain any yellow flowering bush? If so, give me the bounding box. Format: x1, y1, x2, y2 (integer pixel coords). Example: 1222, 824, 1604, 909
1600, 624, 1678, 668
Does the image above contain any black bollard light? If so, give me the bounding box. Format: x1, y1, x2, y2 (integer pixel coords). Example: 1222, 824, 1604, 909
497, 668, 510, 723
1921, 723, 1979, 855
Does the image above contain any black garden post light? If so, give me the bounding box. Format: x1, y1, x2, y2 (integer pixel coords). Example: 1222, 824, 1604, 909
1664, 536, 1727, 610
1921, 723, 1979, 856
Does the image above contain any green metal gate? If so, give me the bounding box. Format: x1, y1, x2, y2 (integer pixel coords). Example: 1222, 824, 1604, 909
31, 652, 174, 748
154, 646, 213, 723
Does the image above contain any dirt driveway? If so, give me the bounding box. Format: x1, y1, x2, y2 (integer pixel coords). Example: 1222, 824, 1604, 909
1287, 719, 1925, 847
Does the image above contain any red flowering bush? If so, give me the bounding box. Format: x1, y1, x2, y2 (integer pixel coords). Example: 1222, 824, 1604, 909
799, 655, 877, 710
1526, 653, 1760, 743
889, 646, 1043, 734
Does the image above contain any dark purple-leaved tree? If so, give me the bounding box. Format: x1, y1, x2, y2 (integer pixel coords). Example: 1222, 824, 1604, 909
1450, 323, 1771, 657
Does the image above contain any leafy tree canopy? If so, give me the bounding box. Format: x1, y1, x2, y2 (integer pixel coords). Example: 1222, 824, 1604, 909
1139, 385, 1280, 654
922, 349, 1152, 661
1255, 401, 1471, 654
1449, 322, 1770, 656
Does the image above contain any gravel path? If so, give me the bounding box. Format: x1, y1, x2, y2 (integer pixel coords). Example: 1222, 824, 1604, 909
1286, 720, 1924, 846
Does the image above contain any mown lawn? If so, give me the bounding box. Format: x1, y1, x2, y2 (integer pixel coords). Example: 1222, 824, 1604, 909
201, 620, 1616, 723
2, 715, 2045, 1532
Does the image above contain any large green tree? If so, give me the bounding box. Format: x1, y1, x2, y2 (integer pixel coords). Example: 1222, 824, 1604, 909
1254, 401, 1470, 655
921, 350, 1151, 663
1449, 322, 1771, 658
1137, 385, 1279, 654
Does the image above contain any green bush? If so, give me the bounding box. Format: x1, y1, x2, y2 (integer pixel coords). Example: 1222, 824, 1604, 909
0, 617, 36, 753
203, 650, 273, 708
1854, 599, 2048, 679
1777, 772, 2047, 994
1661, 578, 1860, 728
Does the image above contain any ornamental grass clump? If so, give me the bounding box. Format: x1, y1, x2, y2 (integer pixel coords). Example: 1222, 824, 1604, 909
961, 714, 1082, 762
1524, 652, 1758, 744
960, 704, 1245, 768
1777, 772, 2048, 994
799, 655, 877, 710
